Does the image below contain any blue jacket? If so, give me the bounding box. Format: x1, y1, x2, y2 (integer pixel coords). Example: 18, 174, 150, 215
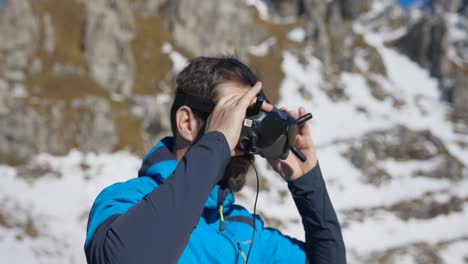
85, 132, 346, 263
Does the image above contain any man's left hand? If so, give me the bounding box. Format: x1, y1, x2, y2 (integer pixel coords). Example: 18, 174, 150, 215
267, 106, 317, 181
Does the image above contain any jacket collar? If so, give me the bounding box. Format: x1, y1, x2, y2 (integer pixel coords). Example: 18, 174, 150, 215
138, 137, 235, 211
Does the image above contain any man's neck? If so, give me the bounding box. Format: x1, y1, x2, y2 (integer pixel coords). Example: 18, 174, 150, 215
172, 138, 189, 161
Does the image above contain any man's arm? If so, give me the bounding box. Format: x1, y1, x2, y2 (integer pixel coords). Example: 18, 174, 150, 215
256, 163, 345, 264
86, 82, 271, 264
288, 163, 346, 263
86, 131, 231, 264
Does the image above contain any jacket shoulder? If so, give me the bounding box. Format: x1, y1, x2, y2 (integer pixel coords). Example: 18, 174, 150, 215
85, 176, 157, 246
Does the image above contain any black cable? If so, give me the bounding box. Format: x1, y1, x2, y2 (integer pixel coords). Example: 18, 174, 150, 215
246, 160, 259, 264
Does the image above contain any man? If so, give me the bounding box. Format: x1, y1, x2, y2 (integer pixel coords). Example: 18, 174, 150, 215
85, 57, 346, 263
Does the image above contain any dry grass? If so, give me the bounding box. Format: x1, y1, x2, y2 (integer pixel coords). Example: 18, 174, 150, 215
24, 0, 146, 154
130, 12, 173, 96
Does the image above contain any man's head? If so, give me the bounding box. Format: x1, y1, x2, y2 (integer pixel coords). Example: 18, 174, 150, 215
170, 56, 255, 192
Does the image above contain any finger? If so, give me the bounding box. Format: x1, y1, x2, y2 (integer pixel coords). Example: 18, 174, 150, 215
297, 106, 312, 137
288, 109, 298, 120
216, 93, 236, 106
238, 82, 262, 108
224, 93, 243, 106
298, 107, 306, 117
217, 93, 242, 107
248, 97, 274, 112
261, 101, 274, 112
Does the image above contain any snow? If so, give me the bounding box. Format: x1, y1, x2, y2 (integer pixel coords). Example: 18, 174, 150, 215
354, 51, 370, 72
446, 13, 468, 43
161, 42, 188, 74
248, 37, 276, 56
245, 0, 269, 21
287, 28, 306, 42
439, 239, 468, 264
0, 151, 141, 263
344, 207, 468, 253
11, 83, 27, 98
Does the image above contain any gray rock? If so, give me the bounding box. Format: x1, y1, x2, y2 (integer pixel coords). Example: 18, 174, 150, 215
392, 194, 465, 220
52, 63, 84, 77
343, 125, 466, 185
0, 95, 118, 163
265, 0, 306, 23
362, 126, 446, 160
0, 100, 44, 163
42, 13, 55, 55
414, 155, 467, 181
302, 0, 329, 61
461, 1, 468, 16
0, 79, 8, 114
452, 75, 468, 122
72, 97, 118, 153
130, 95, 172, 150
6, 98, 98, 163
398, 14, 449, 78
0, 0, 39, 54
337, 0, 373, 20
340, 194, 465, 225
299, 1, 387, 102
0, 199, 41, 238
367, 242, 443, 264
130, 0, 166, 18
3, 69, 25, 82
0, 0, 39, 83
303, 0, 329, 19
430, 0, 465, 13
28, 57, 42, 76
162, 0, 267, 57
5, 50, 28, 70
83, 0, 136, 96
344, 139, 392, 186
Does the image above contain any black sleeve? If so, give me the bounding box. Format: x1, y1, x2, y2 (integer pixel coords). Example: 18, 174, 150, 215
288, 163, 347, 264
85, 131, 231, 264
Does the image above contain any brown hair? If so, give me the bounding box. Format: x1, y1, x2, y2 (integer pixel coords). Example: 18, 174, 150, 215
170, 56, 254, 137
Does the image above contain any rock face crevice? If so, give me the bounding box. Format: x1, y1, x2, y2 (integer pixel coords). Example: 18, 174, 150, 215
398, 15, 449, 79
83, 0, 136, 96
0, 0, 39, 82
161, 0, 267, 58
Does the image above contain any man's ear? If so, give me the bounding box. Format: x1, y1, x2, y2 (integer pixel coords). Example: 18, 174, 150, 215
175, 106, 203, 143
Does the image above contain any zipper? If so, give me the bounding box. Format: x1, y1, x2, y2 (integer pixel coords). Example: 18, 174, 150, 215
218, 230, 239, 264
237, 241, 248, 263
218, 204, 225, 231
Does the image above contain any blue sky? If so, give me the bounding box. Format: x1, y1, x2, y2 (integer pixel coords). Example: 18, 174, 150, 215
399, 0, 428, 9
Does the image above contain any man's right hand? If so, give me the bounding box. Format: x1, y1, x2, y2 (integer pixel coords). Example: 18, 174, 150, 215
205, 82, 273, 156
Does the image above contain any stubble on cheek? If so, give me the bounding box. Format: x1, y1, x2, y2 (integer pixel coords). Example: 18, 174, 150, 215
219, 155, 253, 192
